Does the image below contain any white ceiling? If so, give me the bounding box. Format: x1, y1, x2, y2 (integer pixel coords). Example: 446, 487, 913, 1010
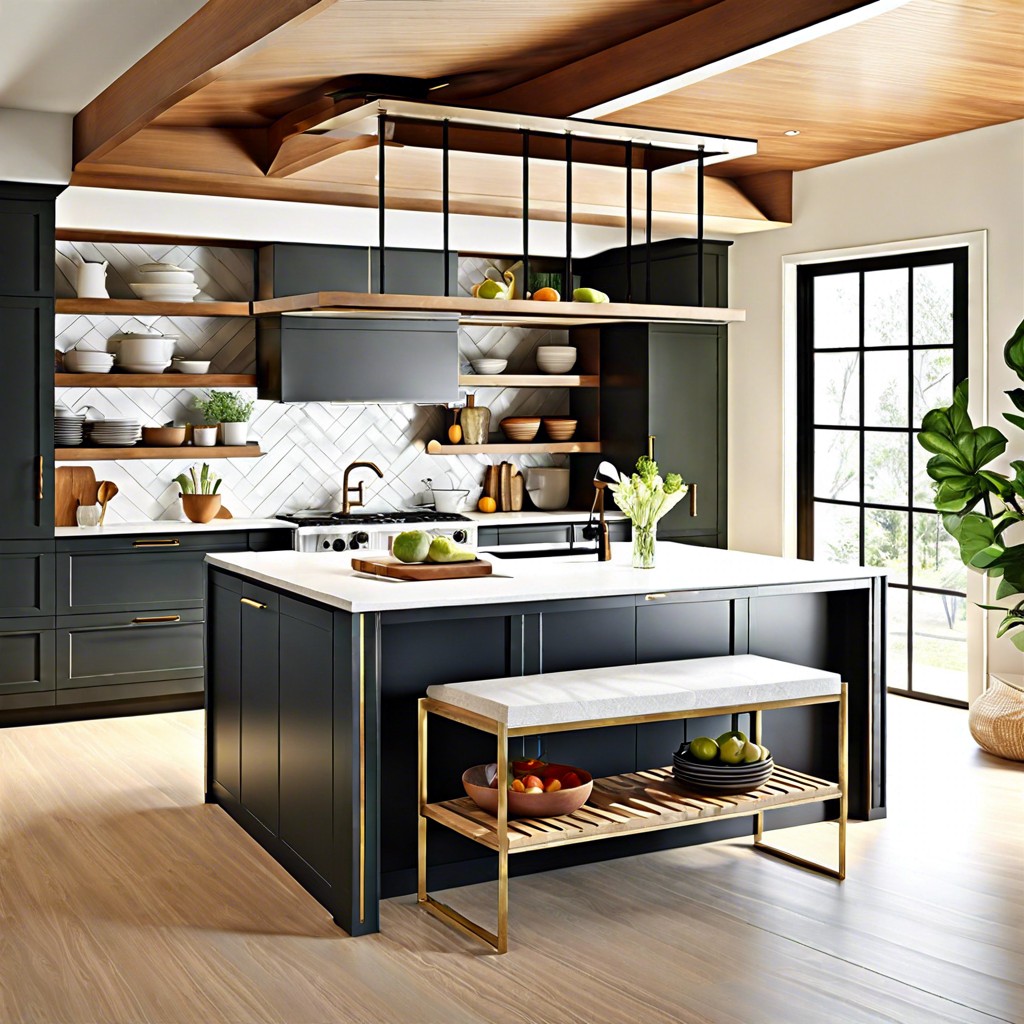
0, 0, 206, 113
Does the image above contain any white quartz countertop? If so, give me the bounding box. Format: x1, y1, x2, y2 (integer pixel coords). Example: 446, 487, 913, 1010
205, 541, 884, 614
55, 518, 296, 538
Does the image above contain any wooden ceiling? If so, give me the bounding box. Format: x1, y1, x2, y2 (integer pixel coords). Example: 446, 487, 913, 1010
71, 0, 1024, 234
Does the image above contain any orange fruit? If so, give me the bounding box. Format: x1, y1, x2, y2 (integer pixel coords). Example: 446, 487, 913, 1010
532, 287, 560, 302
477, 496, 497, 513
448, 423, 463, 443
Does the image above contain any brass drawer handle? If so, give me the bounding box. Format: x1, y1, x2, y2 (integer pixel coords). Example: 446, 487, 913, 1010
645, 593, 667, 601
133, 539, 181, 548
38, 455, 44, 500
240, 597, 267, 610
132, 615, 181, 625
689, 481, 698, 518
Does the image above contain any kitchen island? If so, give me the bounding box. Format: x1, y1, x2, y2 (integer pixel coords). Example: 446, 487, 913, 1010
204, 542, 885, 936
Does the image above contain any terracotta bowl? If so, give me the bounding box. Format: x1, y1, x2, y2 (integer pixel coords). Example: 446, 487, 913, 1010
462, 763, 593, 819
180, 493, 222, 524
141, 426, 186, 447
542, 417, 577, 441
500, 417, 541, 442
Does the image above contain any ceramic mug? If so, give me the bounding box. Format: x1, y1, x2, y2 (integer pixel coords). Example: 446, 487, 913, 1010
193, 425, 218, 447
76, 503, 101, 527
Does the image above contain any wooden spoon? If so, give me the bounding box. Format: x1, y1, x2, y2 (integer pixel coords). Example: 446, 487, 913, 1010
97, 480, 119, 525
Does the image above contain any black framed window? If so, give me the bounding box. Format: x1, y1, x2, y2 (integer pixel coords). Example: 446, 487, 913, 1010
797, 248, 968, 706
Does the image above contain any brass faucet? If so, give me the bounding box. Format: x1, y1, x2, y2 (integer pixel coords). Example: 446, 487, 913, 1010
341, 461, 384, 515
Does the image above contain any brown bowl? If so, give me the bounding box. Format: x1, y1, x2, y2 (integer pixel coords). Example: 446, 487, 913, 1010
542, 417, 577, 440
180, 493, 222, 524
142, 426, 186, 447
500, 417, 541, 442
462, 764, 593, 819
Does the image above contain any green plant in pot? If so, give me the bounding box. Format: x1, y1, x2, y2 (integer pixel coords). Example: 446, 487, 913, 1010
175, 463, 223, 523
193, 390, 255, 446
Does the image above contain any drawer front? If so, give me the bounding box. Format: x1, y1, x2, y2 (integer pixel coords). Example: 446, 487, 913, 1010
497, 525, 572, 546
0, 542, 54, 617
56, 608, 204, 691
0, 625, 55, 697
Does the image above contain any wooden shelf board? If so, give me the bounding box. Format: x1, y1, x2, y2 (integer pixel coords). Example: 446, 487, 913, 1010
56, 299, 251, 317
55, 373, 257, 388
424, 764, 839, 854
426, 440, 600, 455
55, 444, 263, 461
254, 291, 745, 326
459, 374, 599, 388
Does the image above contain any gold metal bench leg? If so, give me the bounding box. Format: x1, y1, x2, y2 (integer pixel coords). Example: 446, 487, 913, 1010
753, 682, 848, 880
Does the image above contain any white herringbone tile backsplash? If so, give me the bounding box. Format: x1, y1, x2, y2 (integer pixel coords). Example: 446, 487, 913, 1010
56, 246, 570, 522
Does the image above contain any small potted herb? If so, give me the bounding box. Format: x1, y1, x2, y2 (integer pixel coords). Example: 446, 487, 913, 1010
175, 463, 222, 523
193, 390, 255, 446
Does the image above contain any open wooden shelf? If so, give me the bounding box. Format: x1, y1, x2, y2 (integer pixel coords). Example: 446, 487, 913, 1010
424, 764, 839, 854
426, 440, 600, 455
459, 374, 599, 388
55, 373, 257, 388
55, 444, 263, 461
56, 299, 252, 317
254, 291, 745, 327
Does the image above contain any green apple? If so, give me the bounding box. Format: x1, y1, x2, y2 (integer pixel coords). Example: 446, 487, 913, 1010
689, 737, 718, 762
716, 729, 748, 747
741, 741, 763, 763
477, 279, 508, 300
719, 736, 746, 765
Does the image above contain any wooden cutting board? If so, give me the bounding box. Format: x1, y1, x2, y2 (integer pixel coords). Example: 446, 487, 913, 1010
54, 466, 98, 526
351, 556, 493, 581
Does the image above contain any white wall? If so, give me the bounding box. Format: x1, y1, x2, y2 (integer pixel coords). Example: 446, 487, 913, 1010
728, 119, 1024, 691
0, 108, 71, 183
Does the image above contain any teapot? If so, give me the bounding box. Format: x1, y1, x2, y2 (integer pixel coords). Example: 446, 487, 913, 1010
75, 258, 109, 299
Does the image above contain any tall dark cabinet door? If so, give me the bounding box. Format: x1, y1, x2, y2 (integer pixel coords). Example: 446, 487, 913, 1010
208, 574, 242, 800
240, 584, 280, 834
0, 297, 53, 539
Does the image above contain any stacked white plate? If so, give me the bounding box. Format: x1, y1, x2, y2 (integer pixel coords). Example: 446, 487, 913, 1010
63, 349, 115, 374
88, 418, 141, 446
536, 345, 577, 374
54, 411, 86, 446
130, 262, 199, 303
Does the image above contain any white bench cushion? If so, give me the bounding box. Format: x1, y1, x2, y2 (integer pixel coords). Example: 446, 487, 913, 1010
426, 654, 841, 729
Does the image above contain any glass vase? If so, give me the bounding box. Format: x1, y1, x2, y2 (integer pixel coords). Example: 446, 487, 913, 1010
632, 521, 657, 569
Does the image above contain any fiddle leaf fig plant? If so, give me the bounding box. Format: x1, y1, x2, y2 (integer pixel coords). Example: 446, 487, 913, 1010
919, 317, 1024, 650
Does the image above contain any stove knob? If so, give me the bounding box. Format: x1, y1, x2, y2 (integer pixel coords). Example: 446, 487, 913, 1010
332, 538, 347, 552
452, 529, 468, 544
354, 531, 369, 545
322, 540, 332, 550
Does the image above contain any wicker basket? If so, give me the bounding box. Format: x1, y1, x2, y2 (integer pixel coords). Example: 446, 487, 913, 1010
969, 675, 1024, 762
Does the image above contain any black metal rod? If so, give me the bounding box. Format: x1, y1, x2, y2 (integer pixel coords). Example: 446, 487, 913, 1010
522, 130, 530, 297
696, 144, 705, 306
625, 140, 633, 303
565, 133, 573, 297
645, 150, 653, 304
377, 111, 386, 294
442, 119, 450, 296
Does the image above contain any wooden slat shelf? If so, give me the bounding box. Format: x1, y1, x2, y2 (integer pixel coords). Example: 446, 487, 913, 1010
426, 440, 600, 455
424, 764, 839, 854
55, 373, 257, 388
55, 444, 263, 461
56, 299, 252, 317
253, 291, 745, 326
459, 374, 599, 388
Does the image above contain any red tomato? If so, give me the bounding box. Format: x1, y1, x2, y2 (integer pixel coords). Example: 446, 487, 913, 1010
542, 763, 565, 779
560, 772, 582, 790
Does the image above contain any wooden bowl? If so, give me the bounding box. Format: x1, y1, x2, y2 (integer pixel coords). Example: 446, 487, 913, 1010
462, 764, 593, 819
141, 426, 186, 447
500, 417, 541, 442
542, 417, 577, 441
180, 493, 222, 524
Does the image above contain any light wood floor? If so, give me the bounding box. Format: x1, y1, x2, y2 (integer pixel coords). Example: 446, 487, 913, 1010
2, 698, 1022, 1024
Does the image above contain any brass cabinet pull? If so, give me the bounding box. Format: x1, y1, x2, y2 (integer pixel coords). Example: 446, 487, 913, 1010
38, 455, 43, 500
240, 597, 267, 610
689, 481, 698, 518
647, 434, 656, 460
132, 615, 181, 625
645, 593, 668, 601
132, 539, 181, 548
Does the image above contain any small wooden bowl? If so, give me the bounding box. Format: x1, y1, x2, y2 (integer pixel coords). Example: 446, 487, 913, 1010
500, 417, 541, 442
141, 426, 186, 447
462, 764, 593, 819
542, 417, 577, 441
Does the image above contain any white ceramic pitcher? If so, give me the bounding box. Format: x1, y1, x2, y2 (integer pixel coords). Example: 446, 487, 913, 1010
75, 259, 109, 298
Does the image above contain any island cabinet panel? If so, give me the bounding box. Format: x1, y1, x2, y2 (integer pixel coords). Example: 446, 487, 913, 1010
538, 599, 636, 673
0, 541, 54, 618
207, 572, 242, 800
240, 583, 280, 834
0, 624, 55, 709
279, 596, 334, 883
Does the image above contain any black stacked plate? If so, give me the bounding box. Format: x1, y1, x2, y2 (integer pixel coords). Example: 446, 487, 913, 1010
672, 743, 774, 795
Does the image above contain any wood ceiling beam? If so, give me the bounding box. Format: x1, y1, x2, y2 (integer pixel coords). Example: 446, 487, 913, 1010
73, 0, 339, 166
478, 0, 891, 118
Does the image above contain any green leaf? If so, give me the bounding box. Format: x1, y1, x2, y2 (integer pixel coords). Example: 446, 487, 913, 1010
1006, 388, 1024, 413
917, 431, 965, 461
1003, 317, 1024, 383
1004, 412, 1024, 432
944, 512, 998, 564
1013, 631, 1024, 652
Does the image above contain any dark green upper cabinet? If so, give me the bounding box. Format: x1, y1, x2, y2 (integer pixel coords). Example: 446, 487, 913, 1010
0, 184, 60, 298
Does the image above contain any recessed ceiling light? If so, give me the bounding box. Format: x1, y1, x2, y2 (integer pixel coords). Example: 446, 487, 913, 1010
784, 130, 801, 136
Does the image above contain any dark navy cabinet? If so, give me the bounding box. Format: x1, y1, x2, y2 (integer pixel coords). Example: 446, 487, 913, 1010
0, 186, 57, 298
0, 623, 55, 711
0, 541, 55, 617
207, 570, 242, 799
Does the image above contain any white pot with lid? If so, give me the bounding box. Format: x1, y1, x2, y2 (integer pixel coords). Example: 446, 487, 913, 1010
108, 328, 177, 365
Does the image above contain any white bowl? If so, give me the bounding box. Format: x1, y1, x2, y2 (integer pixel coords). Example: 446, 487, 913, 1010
130, 282, 201, 301
526, 467, 570, 510
471, 358, 508, 375
137, 262, 189, 273
135, 269, 196, 284
536, 346, 577, 373
172, 360, 211, 374
120, 362, 172, 374
431, 488, 470, 513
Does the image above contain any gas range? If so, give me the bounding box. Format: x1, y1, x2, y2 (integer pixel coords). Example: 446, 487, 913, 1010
278, 510, 476, 553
